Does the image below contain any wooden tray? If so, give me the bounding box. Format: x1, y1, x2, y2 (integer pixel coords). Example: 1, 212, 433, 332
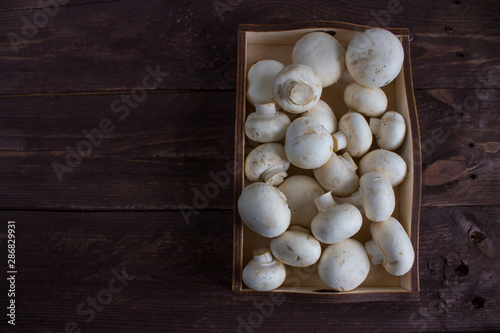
233, 21, 421, 302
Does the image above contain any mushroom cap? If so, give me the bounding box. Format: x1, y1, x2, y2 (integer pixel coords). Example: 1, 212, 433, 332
343, 82, 388, 117
370, 111, 406, 151
270, 226, 322, 267
285, 117, 333, 169
359, 149, 407, 187
244, 143, 290, 186
245, 103, 291, 143
237, 182, 291, 238
313, 152, 359, 197
311, 193, 363, 244
247, 60, 285, 105
318, 239, 370, 291
292, 32, 346, 87
301, 100, 337, 134
277, 175, 325, 228
354, 172, 395, 222
346, 28, 404, 88
272, 64, 322, 113
368, 217, 415, 276
242, 248, 287, 291
333, 112, 372, 158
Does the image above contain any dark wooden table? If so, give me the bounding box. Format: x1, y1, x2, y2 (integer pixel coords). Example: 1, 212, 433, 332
0, 1, 499, 332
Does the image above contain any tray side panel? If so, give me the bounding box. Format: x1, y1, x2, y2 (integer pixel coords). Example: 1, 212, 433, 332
402, 34, 422, 292
232, 30, 247, 292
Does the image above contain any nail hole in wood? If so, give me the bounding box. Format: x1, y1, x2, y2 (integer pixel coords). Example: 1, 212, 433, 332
469, 142, 474, 147
470, 173, 478, 180
445, 25, 453, 33
472, 297, 486, 309
470, 230, 486, 243
456, 51, 466, 58
454, 261, 469, 276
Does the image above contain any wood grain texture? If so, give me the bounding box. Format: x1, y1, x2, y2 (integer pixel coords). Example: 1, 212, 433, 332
418, 89, 500, 206
0, 207, 498, 332
0, 2, 498, 331
0, 0, 498, 94
0, 0, 118, 12
0, 89, 497, 210
0, 91, 235, 210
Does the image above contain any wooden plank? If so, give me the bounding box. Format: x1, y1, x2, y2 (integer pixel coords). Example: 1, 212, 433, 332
417, 89, 500, 206
0, 89, 498, 210
0, 207, 498, 331
0, 91, 235, 211
0, 0, 498, 94
0, 0, 118, 12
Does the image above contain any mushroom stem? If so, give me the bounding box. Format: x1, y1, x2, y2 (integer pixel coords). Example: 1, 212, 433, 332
314, 192, 337, 211
287, 81, 314, 106
262, 167, 288, 186
369, 118, 382, 136
255, 102, 278, 116
341, 152, 358, 172
332, 131, 348, 151
350, 190, 362, 210
365, 240, 384, 265
253, 248, 274, 263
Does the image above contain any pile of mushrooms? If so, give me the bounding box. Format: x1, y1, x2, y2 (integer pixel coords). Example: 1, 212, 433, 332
238, 28, 414, 292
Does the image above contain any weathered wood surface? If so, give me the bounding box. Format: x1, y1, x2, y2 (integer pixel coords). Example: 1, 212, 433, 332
0, 0, 118, 12
0, 0, 498, 94
418, 89, 500, 206
0, 0, 499, 332
0, 208, 498, 332
0, 89, 498, 210
0, 91, 235, 210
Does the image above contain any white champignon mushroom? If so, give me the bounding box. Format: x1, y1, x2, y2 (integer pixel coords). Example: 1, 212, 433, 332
270, 226, 322, 267
350, 172, 395, 222
311, 192, 363, 244
245, 102, 291, 143
313, 152, 359, 197
343, 82, 388, 117
244, 143, 290, 186
272, 64, 322, 114
237, 182, 290, 238
242, 248, 286, 291
359, 149, 407, 187
301, 100, 337, 134
277, 175, 325, 228
285, 117, 333, 169
345, 28, 404, 88
332, 112, 372, 158
318, 238, 370, 291
247, 60, 285, 106
369, 111, 406, 151
292, 31, 346, 87
365, 217, 415, 276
